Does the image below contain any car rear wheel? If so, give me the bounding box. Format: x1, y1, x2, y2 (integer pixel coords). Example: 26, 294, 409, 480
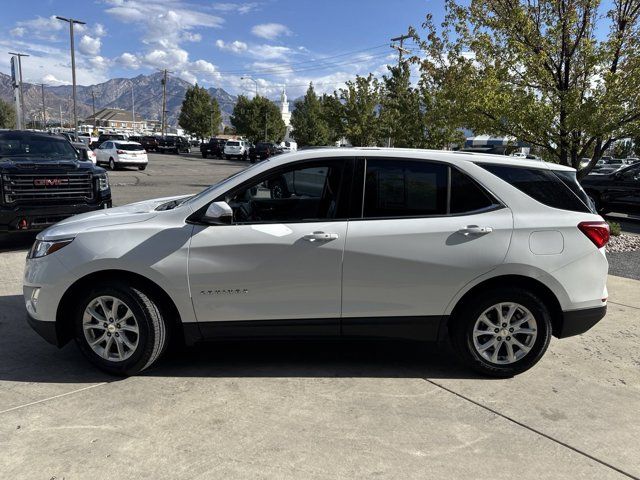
450, 288, 552, 377
138, 165, 147, 171
202, 152, 207, 158
74, 283, 168, 376
109, 158, 116, 170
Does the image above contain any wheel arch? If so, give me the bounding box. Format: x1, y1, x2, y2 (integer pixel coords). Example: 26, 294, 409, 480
56, 269, 184, 347
446, 275, 564, 339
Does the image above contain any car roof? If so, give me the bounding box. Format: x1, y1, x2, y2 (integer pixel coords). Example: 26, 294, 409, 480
264, 147, 575, 171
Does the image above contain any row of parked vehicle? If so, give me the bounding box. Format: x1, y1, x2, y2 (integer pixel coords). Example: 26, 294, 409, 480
200, 138, 296, 163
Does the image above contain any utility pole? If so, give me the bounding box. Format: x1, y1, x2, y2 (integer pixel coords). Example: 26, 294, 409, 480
56, 16, 86, 135
59, 103, 63, 129
40, 84, 46, 130
264, 110, 268, 141
131, 83, 136, 134
8, 52, 29, 129
390, 33, 411, 65
160, 69, 170, 137
91, 89, 96, 133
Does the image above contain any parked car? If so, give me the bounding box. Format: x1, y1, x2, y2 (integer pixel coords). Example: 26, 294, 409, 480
158, 136, 191, 154
200, 138, 227, 159
249, 142, 279, 163
223, 139, 250, 160
24, 149, 608, 377
280, 141, 298, 153
0, 130, 111, 234
581, 162, 640, 215
626, 157, 640, 165
129, 135, 159, 153
92, 133, 127, 150
71, 141, 97, 164
94, 141, 148, 170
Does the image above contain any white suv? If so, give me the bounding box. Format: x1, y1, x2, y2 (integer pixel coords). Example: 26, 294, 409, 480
23, 149, 609, 377
223, 140, 249, 160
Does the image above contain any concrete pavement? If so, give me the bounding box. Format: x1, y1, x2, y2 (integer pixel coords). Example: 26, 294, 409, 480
1, 246, 639, 479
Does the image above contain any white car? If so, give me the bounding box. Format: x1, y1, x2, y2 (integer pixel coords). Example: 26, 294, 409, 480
223, 140, 249, 160
94, 141, 148, 171
24, 148, 608, 377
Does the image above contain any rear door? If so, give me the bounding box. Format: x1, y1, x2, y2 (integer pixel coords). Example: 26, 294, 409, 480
341, 158, 513, 336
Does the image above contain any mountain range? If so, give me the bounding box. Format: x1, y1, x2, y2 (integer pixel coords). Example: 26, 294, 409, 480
0, 71, 238, 128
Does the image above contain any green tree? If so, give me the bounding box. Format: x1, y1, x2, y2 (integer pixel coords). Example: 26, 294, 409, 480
291, 83, 330, 146
0, 99, 16, 129
339, 74, 381, 146
231, 95, 286, 143
178, 84, 221, 139
320, 93, 345, 144
379, 62, 425, 148
414, 0, 640, 176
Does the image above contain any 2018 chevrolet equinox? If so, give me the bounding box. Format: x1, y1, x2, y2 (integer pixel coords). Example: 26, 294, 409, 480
24, 148, 608, 377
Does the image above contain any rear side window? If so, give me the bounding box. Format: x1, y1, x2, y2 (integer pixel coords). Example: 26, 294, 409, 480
450, 168, 497, 214
479, 164, 592, 213
363, 159, 448, 217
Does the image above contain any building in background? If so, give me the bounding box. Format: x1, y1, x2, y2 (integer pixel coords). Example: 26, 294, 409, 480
279, 86, 292, 141
80, 108, 148, 134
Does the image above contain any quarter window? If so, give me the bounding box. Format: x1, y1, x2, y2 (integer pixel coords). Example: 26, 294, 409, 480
363, 159, 448, 218
450, 167, 497, 214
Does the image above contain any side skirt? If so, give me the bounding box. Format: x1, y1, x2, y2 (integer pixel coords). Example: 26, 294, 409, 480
183, 316, 447, 345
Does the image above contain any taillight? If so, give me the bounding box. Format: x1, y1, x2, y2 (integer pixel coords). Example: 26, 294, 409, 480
116, 149, 125, 154
578, 221, 610, 248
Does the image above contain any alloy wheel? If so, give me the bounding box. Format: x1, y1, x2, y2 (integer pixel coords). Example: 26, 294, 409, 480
82, 295, 140, 362
472, 302, 538, 365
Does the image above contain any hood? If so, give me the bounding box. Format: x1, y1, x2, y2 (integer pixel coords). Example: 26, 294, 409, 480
38, 194, 192, 241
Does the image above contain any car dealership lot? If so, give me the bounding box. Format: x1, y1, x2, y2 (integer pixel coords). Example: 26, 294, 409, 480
1, 153, 639, 479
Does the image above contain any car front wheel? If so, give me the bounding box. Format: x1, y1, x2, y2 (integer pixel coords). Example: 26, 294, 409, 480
450, 288, 552, 377
74, 283, 168, 376
109, 158, 116, 170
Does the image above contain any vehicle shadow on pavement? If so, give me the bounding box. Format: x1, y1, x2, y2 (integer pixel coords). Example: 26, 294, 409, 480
0, 292, 484, 384
0, 233, 36, 253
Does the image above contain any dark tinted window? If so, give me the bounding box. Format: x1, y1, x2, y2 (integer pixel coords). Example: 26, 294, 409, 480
115, 143, 144, 151
223, 161, 345, 223
363, 159, 447, 218
553, 170, 594, 212
0, 133, 78, 159
450, 168, 497, 213
479, 164, 591, 213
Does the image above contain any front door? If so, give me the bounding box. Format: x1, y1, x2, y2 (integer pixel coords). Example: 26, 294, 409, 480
341, 158, 513, 337
188, 158, 351, 332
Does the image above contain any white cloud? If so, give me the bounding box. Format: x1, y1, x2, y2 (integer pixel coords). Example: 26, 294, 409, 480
10, 27, 25, 37
249, 44, 292, 60
215, 39, 248, 53
251, 23, 292, 40
13, 15, 64, 41
42, 74, 70, 86
79, 35, 102, 56
119, 52, 141, 69
213, 2, 260, 14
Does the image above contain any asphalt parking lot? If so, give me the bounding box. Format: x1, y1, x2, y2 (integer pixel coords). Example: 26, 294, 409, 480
1, 153, 639, 479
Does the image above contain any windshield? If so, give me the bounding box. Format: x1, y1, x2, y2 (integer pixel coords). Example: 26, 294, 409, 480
0, 133, 79, 160
115, 142, 144, 151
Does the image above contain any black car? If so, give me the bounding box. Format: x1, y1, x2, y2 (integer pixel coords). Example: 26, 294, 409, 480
0, 130, 112, 234
92, 133, 127, 150
129, 135, 159, 152
200, 138, 227, 158
249, 142, 279, 163
157, 136, 191, 154
581, 163, 640, 215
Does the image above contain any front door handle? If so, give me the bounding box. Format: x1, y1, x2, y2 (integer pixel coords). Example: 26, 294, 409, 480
458, 225, 493, 235
303, 231, 339, 242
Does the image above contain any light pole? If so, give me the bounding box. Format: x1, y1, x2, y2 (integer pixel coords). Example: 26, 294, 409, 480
8, 52, 29, 129
241, 76, 259, 97
56, 16, 86, 135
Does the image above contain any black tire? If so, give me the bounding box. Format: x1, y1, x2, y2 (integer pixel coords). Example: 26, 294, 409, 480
587, 193, 609, 216
109, 158, 116, 171
450, 287, 552, 377
74, 282, 168, 376
202, 152, 208, 158
138, 165, 147, 171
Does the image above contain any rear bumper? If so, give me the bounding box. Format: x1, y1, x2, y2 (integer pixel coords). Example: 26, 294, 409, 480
26, 314, 59, 346
556, 305, 607, 338
0, 200, 111, 232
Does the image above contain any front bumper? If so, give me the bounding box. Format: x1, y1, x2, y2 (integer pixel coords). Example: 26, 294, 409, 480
1, 200, 112, 233
557, 305, 607, 338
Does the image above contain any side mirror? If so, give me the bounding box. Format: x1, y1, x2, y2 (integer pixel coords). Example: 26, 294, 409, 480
202, 201, 233, 225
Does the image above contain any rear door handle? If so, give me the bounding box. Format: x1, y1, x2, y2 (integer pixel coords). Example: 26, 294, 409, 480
458, 225, 493, 235
303, 231, 339, 242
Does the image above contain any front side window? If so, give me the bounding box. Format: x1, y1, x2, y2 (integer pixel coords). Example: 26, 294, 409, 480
222, 161, 345, 223
363, 159, 448, 218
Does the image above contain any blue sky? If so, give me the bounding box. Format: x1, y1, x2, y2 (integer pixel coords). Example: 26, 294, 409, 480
0, 0, 440, 99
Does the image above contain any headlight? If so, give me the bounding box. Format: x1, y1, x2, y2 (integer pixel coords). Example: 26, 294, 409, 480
98, 174, 110, 191
28, 238, 74, 259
